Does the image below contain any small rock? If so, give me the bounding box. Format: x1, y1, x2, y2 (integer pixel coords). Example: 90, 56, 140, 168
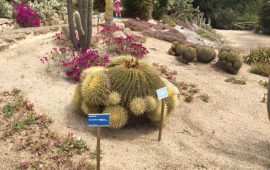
0, 40, 9, 51
148, 19, 157, 25
115, 22, 125, 29
113, 31, 126, 39
123, 28, 132, 36
33, 28, 50, 36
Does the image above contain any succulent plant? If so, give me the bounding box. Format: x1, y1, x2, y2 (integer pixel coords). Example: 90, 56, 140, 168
197, 47, 216, 63
103, 105, 128, 129
145, 96, 157, 112
108, 57, 164, 106
174, 44, 185, 56
146, 101, 167, 122
71, 56, 179, 129
218, 50, 242, 74
105, 92, 121, 106
71, 85, 82, 114
66, 0, 93, 49
182, 47, 197, 63
130, 97, 146, 116
220, 46, 233, 53
81, 72, 111, 105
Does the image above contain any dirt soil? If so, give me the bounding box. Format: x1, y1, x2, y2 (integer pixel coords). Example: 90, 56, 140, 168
0, 30, 270, 170
216, 30, 270, 51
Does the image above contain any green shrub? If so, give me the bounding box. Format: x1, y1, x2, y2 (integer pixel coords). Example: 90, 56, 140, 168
27, 0, 66, 22
123, 0, 153, 20
162, 16, 177, 27
217, 49, 243, 74
250, 63, 270, 77
196, 28, 222, 42
197, 47, 216, 63
182, 47, 196, 63
259, 1, 270, 34
244, 47, 270, 64
0, 0, 13, 18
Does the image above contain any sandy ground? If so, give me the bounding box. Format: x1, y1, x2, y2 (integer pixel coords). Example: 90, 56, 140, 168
216, 30, 270, 51
0, 31, 270, 169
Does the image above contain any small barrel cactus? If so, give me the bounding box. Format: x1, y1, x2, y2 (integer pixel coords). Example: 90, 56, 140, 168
182, 47, 197, 63
130, 97, 146, 116
197, 47, 216, 63
103, 105, 128, 129
217, 50, 243, 74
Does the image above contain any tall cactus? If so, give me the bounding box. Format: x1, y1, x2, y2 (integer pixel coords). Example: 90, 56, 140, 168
267, 76, 270, 121
65, 0, 93, 49
105, 0, 113, 25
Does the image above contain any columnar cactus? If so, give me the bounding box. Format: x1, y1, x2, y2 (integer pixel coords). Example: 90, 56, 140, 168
65, 0, 93, 49
105, 0, 113, 24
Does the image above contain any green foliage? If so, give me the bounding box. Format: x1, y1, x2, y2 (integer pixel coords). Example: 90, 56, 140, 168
244, 47, 270, 65
193, 0, 264, 29
199, 93, 209, 102
184, 93, 193, 103
197, 47, 216, 63
259, 1, 270, 34
162, 16, 177, 27
196, 28, 222, 42
250, 63, 270, 77
94, 0, 105, 12
123, 0, 153, 20
27, 0, 66, 22
0, 0, 13, 18
153, 0, 169, 20
225, 77, 246, 85
217, 50, 243, 74
168, 0, 198, 21
2, 103, 17, 118
182, 47, 196, 63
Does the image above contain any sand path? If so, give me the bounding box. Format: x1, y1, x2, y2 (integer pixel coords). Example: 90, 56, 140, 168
0, 31, 270, 169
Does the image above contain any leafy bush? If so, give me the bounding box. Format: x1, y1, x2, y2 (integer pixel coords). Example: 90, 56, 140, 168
15, 3, 41, 27
123, 0, 153, 20
225, 77, 246, 85
259, 1, 270, 34
168, 0, 198, 21
162, 16, 177, 27
251, 63, 270, 77
197, 47, 216, 63
244, 47, 270, 64
153, 0, 169, 20
196, 28, 222, 42
0, 0, 13, 18
41, 48, 110, 81
217, 48, 243, 74
27, 0, 66, 22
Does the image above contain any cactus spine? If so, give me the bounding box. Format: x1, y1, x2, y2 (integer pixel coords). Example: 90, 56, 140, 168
66, 0, 93, 49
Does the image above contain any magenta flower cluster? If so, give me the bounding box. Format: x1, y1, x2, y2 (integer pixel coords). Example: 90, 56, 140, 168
41, 48, 110, 81
101, 25, 149, 58
15, 3, 41, 27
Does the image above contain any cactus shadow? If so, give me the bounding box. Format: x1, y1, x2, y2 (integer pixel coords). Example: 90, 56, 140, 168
64, 104, 159, 141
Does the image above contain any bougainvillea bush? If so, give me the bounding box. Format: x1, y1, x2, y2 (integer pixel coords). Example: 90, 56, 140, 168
15, 3, 41, 27
100, 25, 149, 58
41, 48, 110, 81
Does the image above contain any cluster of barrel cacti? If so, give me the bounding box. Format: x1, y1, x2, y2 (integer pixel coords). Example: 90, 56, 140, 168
168, 41, 216, 64
64, 0, 93, 49
217, 46, 243, 74
71, 56, 179, 129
